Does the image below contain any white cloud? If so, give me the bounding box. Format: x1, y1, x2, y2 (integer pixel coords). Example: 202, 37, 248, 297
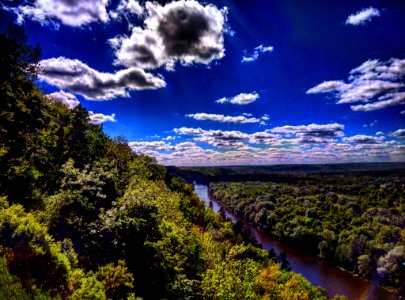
401, 110, 405, 116
46, 90, 80, 109
249, 131, 280, 145
363, 120, 379, 128
128, 138, 401, 166
129, 124, 403, 165
241, 44, 273, 63
88, 111, 116, 125
306, 80, 347, 94
270, 123, 345, 138
109, 0, 228, 70
39, 57, 166, 100
346, 7, 380, 26
307, 58, 405, 111
174, 127, 249, 149
173, 127, 204, 135
128, 141, 170, 152
196, 130, 249, 149
351, 92, 405, 111
186, 113, 261, 124
261, 114, 270, 121
175, 123, 345, 149
109, 0, 143, 21
343, 134, 383, 144
389, 129, 405, 139
8, 0, 110, 27
216, 92, 259, 105
128, 140, 207, 157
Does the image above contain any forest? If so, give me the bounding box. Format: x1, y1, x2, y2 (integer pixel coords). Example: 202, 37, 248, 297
208, 172, 405, 293
0, 26, 338, 299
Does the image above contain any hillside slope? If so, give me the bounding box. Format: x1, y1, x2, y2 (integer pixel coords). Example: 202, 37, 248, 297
0, 26, 332, 299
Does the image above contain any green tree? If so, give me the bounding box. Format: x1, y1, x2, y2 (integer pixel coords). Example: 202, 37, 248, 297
0, 203, 70, 297
97, 260, 134, 300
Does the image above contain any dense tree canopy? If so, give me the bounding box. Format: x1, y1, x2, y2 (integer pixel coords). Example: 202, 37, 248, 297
209, 173, 405, 289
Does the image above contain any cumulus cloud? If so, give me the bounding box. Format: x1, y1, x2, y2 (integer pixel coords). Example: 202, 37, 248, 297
216, 92, 259, 105
46, 90, 80, 109
196, 130, 249, 148
174, 127, 204, 135
109, 0, 143, 20
163, 136, 176, 141
241, 44, 273, 63
186, 113, 261, 124
88, 111, 117, 124
128, 137, 401, 166
175, 123, 345, 149
128, 141, 170, 152
307, 58, 405, 111
270, 123, 345, 138
249, 131, 280, 145
109, 0, 228, 70
174, 127, 249, 149
128, 140, 207, 157
346, 7, 380, 26
389, 129, 405, 138
306, 81, 347, 94
343, 135, 383, 144
129, 124, 403, 165
351, 92, 405, 111
261, 114, 270, 121
39, 57, 166, 100
6, 0, 110, 27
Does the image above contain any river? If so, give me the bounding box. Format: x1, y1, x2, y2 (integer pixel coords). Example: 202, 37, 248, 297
193, 183, 398, 300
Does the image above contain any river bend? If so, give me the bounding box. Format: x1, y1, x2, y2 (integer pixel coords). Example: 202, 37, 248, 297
194, 183, 397, 300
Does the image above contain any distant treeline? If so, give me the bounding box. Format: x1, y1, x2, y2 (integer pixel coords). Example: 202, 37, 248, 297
168, 163, 405, 185
209, 172, 405, 293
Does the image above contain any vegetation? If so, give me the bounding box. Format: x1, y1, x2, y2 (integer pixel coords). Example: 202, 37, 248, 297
0, 26, 331, 299
209, 173, 405, 290
168, 163, 405, 185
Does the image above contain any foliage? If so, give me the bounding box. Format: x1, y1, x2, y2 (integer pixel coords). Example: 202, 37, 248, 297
209, 175, 405, 287
70, 269, 106, 300
97, 260, 134, 300
0, 203, 71, 297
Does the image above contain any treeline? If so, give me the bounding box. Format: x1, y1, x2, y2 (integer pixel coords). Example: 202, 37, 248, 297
209, 173, 405, 292
168, 163, 405, 185
0, 26, 333, 299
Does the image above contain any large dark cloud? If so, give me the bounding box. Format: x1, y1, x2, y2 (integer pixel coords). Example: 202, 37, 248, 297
109, 0, 227, 70
39, 57, 166, 100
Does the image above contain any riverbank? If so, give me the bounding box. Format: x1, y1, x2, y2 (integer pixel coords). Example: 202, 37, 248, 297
194, 183, 398, 300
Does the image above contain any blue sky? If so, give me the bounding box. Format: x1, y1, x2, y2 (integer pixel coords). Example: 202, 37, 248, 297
1, 0, 404, 165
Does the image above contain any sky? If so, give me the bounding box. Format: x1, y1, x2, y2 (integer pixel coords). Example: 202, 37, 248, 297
1, 0, 404, 166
